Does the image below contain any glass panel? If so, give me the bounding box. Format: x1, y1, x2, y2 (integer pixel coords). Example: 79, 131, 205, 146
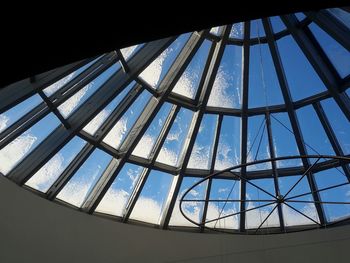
58, 63, 120, 118
215, 116, 241, 170
250, 19, 265, 39
157, 108, 194, 167
309, 23, 350, 78
56, 148, 112, 207
206, 178, 240, 229
43, 56, 102, 96
279, 175, 319, 226
169, 177, 207, 227
139, 33, 191, 88
270, 16, 286, 33
0, 94, 42, 133
245, 178, 279, 229
172, 39, 211, 99
208, 45, 243, 108
247, 115, 271, 171
95, 163, 144, 216
297, 105, 335, 155
271, 113, 301, 168
277, 35, 326, 101
249, 43, 284, 108
129, 170, 173, 224
83, 82, 134, 135
229, 23, 244, 39
295, 12, 306, 21
321, 98, 350, 154
132, 103, 172, 159
25, 137, 86, 192
0, 113, 60, 175
210, 27, 221, 36
120, 44, 144, 61
187, 114, 218, 170
103, 90, 151, 149
328, 8, 350, 29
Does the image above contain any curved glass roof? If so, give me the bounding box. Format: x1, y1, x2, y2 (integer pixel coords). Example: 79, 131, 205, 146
1, 8, 350, 234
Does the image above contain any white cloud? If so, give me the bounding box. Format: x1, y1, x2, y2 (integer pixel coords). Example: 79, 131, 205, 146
210, 27, 220, 35
283, 203, 319, 226
172, 71, 197, 98
139, 48, 171, 87
130, 197, 162, 224
218, 188, 229, 193
44, 73, 76, 96
120, 45, 138, 60
169, 198, 202, 227
132, 134, 155, 158
25, 153, 64, 192
0, 114, 9, 133
126, 167, 141, 190
83, 109, 110, 135
187, 144, 210, 169
215, 142, 239, 170
245, 202, 280, 229
0, 133, 37, 175
206, 203, 239, 229
157, 147, 178, 166
96, 188, 130, 216
208, 68, 235, 108
56, 164, 102, 207
103, 117, 128, 149
58, 84, 92, 118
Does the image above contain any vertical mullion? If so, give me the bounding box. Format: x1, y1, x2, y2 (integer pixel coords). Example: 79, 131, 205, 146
239, 21, 250, 232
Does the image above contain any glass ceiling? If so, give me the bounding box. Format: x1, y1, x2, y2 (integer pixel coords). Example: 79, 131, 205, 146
1, 7, 350, 234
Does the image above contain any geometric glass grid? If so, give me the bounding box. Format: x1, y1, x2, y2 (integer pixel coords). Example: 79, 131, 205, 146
1, 7, 350, 234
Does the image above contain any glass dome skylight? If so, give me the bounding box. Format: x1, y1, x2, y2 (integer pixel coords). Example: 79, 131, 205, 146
1, 7, 350, 234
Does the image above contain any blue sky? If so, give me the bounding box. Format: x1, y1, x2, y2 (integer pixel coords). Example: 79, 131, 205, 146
1, 11, 350, 229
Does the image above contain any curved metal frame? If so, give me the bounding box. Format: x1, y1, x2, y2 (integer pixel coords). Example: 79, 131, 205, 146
180, 155, 350, 234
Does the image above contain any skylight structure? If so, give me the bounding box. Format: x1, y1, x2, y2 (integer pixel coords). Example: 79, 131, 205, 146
1, 8, 350, 234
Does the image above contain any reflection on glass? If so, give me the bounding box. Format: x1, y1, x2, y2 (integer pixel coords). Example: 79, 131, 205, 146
249, 43, 284, 108
277, 35, 326, 101
229, 23, 244, 39
328, 8, 350, 29
25, 137, 86, 192
215, 116, 241, 170
250, 19, 265, 39
310, 23, 350, 78
270, 16, 286, 33
83, 82, 134, 135
295, 12, 306, 21
245, 178, 279, 229
121, 44, 144, 60
188, 114, 217, 169
0, 94, 42, 133
103, 90, 151, 149
56, 148, 112, 207
297, 105, 335, 155
0, 113, 60, 175
129, 170, 173, 224
210, 27, 222, 36
43, 56, 102, 96
321, 98, 350, 154
208, 45, 243, 108
58, 63, 121, 118
95, 163, 144, 216
139, 33, 191, 88
132, 103, 172, 158
157, 108, 194, 167
206, 178, 240, 229
271, 113, 301, 168
172, 40, 211, 99
247, 115, 271, 171
169, 177, 207, 227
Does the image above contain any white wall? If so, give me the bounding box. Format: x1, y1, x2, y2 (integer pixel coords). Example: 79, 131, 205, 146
1, 176, 350, 263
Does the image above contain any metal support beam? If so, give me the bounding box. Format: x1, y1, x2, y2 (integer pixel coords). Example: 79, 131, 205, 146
7, 37, 175, 185
281, 14, 350, 123
305, 10, 350, 52
160, 26, 232, 229
263, 17, 326, 225
265, 112, 285, 231
239, 21, 250, 232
